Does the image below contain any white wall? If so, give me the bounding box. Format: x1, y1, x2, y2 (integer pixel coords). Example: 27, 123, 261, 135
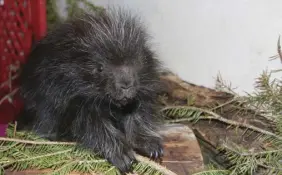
60, 0, 282, 94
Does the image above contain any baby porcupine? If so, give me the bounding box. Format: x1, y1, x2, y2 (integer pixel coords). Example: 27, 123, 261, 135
17, 8, 165, 174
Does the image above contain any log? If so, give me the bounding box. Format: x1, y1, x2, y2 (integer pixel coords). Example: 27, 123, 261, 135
159, 72, 276, 168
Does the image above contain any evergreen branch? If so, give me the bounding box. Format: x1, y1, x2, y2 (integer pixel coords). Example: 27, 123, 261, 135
190, 164, 230, 175
1, 149, 73, 165
220, 143, 282, 173
0, 125, 176, 175
162, 106, 282, 141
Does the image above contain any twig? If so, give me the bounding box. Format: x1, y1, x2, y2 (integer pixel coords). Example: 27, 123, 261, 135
135, 154, 177, 175
78, 160, 107, 164
277, 35, 282, 63
0, 73, 19, 89
257, 163, 282, 171
210, 98, 238, 111
222, 144, 282, 157
13, 121, 17, 137
215, 72, 238, 95
8, 65, 12, 92
104, 166, 115, 174
0, 137, 76, 145
166, 118, 194, 123
192, 169, 230, 175
270, 35, 282, 62
0, 88, 19, 105
162, 106, 282, 141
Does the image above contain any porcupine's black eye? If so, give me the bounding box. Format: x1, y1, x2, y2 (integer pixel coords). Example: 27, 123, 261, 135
97, 65, 103, 72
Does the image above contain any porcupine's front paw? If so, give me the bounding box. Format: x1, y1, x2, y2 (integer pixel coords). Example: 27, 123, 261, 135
134, 137, 164, 161
107, 149, 137, 174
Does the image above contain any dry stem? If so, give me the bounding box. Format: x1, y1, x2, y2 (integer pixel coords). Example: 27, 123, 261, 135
0, 137, 76, 145
135, 154, 177, 175
269, 35, 282, 62
277, 35, 282, 63
0, 88, 19, 105
192, 170, 229, 175
221, 143, 282, 157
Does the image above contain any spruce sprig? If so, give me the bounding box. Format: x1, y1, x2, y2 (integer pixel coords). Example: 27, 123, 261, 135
0, 124, 174, 175
0, 124, 115, 175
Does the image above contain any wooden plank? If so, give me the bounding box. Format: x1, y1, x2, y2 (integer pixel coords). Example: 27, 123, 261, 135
160, 124, 204, 175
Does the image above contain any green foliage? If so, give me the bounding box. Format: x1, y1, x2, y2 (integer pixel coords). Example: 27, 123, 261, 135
244, 70, 282, 120
221, 144, 282, 175
46, 0, 104, 30
163, 106, 204, 124
64, 0, 104, 19
46, 0, 61, 30
190, 164, 229, 175
0, 124, 164, 175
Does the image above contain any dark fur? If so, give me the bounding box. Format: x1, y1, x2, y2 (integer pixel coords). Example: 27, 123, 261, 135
17, 8, 165, 174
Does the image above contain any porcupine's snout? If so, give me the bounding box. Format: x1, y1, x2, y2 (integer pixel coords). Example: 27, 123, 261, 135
113, 65, 138, 105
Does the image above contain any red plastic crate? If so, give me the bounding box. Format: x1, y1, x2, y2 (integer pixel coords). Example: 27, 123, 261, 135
0, 0, 47, 134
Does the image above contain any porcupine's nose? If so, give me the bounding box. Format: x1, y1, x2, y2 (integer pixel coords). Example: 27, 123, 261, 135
120, 79, 134, 90
118, 78, 137, 100
115, 65, 137, 101
119, 80, 136, 100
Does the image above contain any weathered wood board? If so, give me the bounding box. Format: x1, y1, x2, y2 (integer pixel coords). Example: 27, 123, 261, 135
159, 124, 204, 175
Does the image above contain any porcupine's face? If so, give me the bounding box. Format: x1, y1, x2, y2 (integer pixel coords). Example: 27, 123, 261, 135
73, 10, 160, 107
99, 60, 138, 106
90, 46, 157, 107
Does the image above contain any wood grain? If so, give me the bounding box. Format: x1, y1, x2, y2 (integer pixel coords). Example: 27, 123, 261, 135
159, 124, 204, 175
